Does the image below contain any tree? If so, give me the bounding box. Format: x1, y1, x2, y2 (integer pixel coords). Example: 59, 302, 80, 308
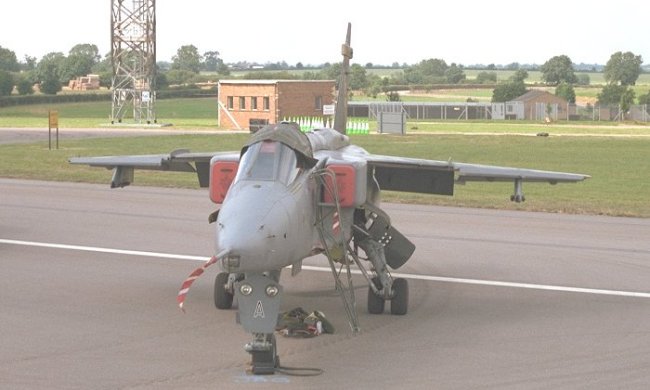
202, 51, 222, 72
404, 58, 448, 84
172, 45, 202, 73
491, 80, 526, 102
0, 70, 14, 96
597, 84, 628, 105
540, 55, 577, 85
64, 44, 100, 80
492, 72, 528, 102
36, 52, 66, 94
604, 51, 643, 86
350, 64, 368, 90
0, 46, 19, 72
555, 82, 576, 103
476, 71, 497, 84
619, 88, 636, 119
16, 76, 34, 95
445, 63, 466, 84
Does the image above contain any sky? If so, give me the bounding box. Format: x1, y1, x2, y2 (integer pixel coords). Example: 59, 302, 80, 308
1, 0, 648, 67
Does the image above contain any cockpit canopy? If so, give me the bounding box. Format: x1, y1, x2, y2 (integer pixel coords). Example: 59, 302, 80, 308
235, 141, 303, 185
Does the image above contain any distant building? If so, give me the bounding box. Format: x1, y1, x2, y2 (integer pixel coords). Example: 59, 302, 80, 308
68, 74, 100, 91
217, 80, 335, 131
512, 90, 569, 121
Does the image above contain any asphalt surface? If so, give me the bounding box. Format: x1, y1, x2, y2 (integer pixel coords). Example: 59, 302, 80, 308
1, 179, 649, 389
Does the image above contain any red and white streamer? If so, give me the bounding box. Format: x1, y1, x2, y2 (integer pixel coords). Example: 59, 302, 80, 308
177, 255, 218, 311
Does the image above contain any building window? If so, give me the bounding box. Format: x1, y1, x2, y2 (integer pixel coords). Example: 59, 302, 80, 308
315, 96, 322, 110
239, 96, 246, 110
263, 96, 270, 110
251, 97, 258, 110
227, 96, 234, 110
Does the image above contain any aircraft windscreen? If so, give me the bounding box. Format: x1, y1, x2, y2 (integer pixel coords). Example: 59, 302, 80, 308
236, 141, 301, 184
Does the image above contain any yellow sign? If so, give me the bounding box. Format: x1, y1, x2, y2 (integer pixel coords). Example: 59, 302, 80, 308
49, 110, 59, 128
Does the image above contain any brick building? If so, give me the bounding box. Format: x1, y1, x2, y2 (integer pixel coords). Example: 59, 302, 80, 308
217, 80, 335, 130
513, 90, 569, 121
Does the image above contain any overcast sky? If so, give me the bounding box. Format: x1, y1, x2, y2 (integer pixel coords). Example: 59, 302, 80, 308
1, 0, 648, 66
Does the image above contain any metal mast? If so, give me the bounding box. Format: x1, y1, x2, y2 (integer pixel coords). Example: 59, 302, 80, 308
110, 0, 156, 124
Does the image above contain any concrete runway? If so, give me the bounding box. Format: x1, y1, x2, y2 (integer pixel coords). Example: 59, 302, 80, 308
1, 179, 649, 389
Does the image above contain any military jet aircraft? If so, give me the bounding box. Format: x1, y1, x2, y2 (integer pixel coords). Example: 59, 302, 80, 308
70, 23, 589, 374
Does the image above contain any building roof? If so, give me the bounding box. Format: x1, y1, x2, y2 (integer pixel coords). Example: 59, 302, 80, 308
513, 89, 566, 103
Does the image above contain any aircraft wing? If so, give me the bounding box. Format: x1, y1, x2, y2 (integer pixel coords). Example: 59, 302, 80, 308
69, 150, 239, 188
364, 154, 589, 201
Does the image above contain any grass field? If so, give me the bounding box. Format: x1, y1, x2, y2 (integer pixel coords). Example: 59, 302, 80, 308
1, 131, 648, 218
1, 97, 648, 217
0, 98, 220, 128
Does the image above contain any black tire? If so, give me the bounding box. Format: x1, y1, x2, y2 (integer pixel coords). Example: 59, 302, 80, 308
214, 272, 233, 309
367, 277, 385, 314
390, 278, 409, 315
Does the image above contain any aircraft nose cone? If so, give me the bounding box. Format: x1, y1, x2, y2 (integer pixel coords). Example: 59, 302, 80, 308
215, 183, 290, 272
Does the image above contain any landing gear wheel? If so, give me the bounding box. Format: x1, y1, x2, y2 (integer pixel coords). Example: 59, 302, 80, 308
390, 278, 409, 315
367, 277, 385, 314
214, 272, 233, 309
251, 334, 278, 375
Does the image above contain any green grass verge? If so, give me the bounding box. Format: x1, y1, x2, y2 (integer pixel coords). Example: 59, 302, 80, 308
0, 98, 220, 128
1, 133, 648, 217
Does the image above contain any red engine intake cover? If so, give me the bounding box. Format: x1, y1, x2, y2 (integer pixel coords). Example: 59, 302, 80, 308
209, 161, 239, 204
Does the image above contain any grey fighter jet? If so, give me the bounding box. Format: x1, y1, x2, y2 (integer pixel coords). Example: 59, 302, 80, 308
70, 24, 589, 374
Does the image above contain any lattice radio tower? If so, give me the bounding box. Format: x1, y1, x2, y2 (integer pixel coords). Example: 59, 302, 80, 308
110, 0, 156, 124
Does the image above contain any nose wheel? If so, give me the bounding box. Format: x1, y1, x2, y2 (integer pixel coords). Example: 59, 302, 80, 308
214, 272, 234, 309
367, 277, 409, 315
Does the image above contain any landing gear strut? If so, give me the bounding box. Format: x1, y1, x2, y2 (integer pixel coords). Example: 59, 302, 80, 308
246, 333, 279, 375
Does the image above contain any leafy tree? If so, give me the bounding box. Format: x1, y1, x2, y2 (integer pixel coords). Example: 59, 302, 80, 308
491, 71, 528, 102
445, 63, 466, 84
491, 80, 526, 102
476, 71, 497, 84
64, 44, 100, 80
0, 46, 19, 72
511, 69, 528, 83
36, 52, 66, 94
0, 70, 14, 96
619, 88, 636, 119
404, 58, 448, 84
202, 51, 224, 72
597, 84, 628, 105
166, 69, 197, 85
295, 62, 304, 69
172, 45, 202, 73
604, 51, 643, 86
16, 76, 34, 95
20, 55, 37, 71
92, 52, 112, 74
540, 55, 577, 85
555, 82, 576, 103
350, 64, 368, 90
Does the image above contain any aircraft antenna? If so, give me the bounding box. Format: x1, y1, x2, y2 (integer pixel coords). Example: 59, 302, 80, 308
333, 23, 352, 134
110, 0, 157, 124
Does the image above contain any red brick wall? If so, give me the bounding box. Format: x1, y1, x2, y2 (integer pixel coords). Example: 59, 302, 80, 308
218, 80, 335, 130
277, 81, 335, 120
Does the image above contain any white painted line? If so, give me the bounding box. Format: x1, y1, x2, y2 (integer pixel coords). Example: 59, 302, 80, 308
3, 238, 650, 299
0, 239, 207, 262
